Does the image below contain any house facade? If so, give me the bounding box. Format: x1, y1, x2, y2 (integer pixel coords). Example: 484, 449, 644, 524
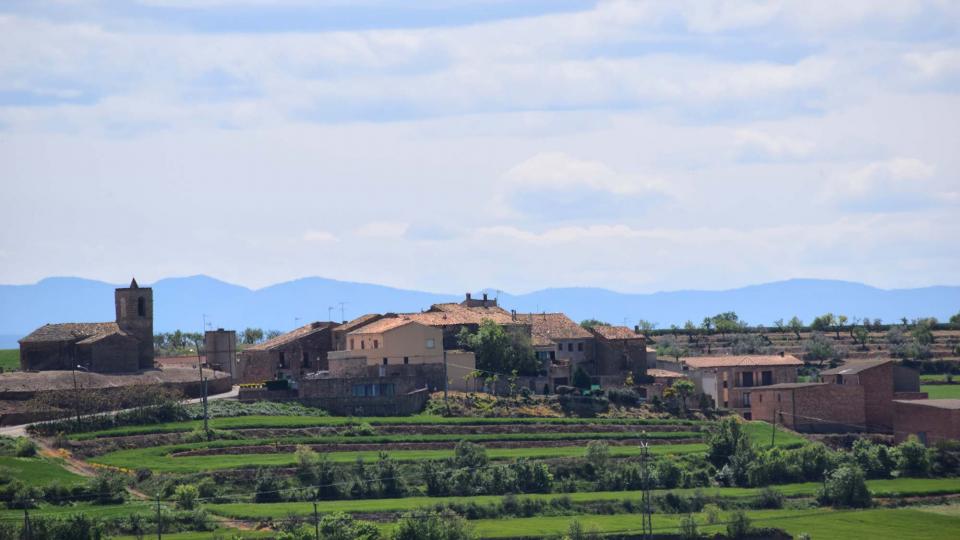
893, 399, 960, 444
235, 321, 336, 383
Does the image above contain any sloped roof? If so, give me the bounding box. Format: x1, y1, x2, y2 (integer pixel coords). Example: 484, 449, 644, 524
246, 321, 335, 351
20, 322, 121, 344
334, 313, 382, 333
647, 368, 685, 379
520, 313, 593, 346
349, 317, 418, 335
404, 303, 518, 326
683, 355, 803, 369
76, 329, 137, 345
591, 325, 643, 340
893, 399, 960, 410
820, 359, 892, 376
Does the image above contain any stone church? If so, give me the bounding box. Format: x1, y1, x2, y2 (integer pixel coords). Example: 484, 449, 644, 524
18, 279, 154, 373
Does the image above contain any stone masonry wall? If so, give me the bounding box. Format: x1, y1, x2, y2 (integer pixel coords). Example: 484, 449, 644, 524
893, 401, 960, 444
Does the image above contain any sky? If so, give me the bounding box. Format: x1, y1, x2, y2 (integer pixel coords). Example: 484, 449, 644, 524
1, 0, 958, 294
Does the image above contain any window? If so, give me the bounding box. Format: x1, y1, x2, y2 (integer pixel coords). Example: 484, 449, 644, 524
741, 372, 754, 387
742, 393, 751, 406
761, 370, 773, 385
382, 358, 388, 365
836, 375, 844, 385
577, 342, 583, 352
758, 394, 763, 403
361, 340, 365, 350
426, 338, 435, 349
278, 352, 287, 368
567, 343, 573, 352
373, 339, 379, 349
403, 357, 409, 365
557, 344, 563, 352
743, 412, 752, 420
351, 383, 395, 397
137, 296, 146, 317
350, 338, 354, 349
777, 393, 781, 402
302, 351, 309, 368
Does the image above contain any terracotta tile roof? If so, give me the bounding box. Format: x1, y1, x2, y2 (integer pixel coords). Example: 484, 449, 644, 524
76, 329, 136, 345
682, 354, 803, 369
893, 399, 960, 410
820, 359, 891, 376
591, 325, 643, 340
404, 303, 519, 326
519, 313, 593, 346
246, 321, 335, 351
19, 322, 120, 344
334, 314, 382, 333
349, 317, 418, 335
647, 368, 685, 379
751, 382, 827, 390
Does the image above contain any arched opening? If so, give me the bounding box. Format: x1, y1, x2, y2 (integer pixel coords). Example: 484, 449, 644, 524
137, 296, 146, 317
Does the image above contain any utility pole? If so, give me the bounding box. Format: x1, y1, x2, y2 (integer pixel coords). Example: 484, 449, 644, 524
156, 493, 162, 540
72, 366, 81, 429
640, 432, 652, 540
313, 500, 320, 540
771, 408, 778, 448
338, 301, 347, 323
202, 374, 210, 437
22, 505, 32, 540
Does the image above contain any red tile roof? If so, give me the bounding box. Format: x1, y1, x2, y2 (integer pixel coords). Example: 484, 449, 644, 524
404, 303, 519, 326
683, 355, 803, 369
349, 317, 418, 335
647, 368, 685, 379
519, 313, 593, 347
246, 321, 335, 351
20, 322, 121, 343
591, 325, 643, 340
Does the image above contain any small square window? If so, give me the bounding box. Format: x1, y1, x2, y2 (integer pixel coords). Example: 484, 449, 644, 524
577, 342, 583, 352
374, 339, 379, 349
567, 343, 573, 352
403, 357, 409, 364
426, 338, 435, 349
382, 358, 388, 365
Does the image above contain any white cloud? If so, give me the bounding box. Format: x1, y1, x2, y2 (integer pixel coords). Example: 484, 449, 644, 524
302, 230, 338, 242
504, 152, 664, 196
903, 49, 960, 81
733, 129, 815, 160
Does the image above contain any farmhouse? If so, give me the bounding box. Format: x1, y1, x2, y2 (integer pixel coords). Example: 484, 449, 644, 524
18, 279, 154, 373
893, 399, 960, 445
589, 324, 648, 385
750, 359, 927, 433
234, 321, 336, 383
659, 354, 803, 419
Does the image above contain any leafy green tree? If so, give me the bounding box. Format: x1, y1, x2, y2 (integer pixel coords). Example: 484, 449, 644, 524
679, 514, 699, 539
837, 315, 848, 339
585, 440, 610, 478
87, 471, 126, 505
457, 320, 539, 376
802, 332, 844, 366
656, 335, 688, 362
317, 512, 380, 540
241, 327, 264, 345
725, 510, 753, 539
706, 417, 753, 469
452, 440, 488, 469
636, 320, 657, 335
852, 325, 870, 350
817, 465, 872, 508
173, 484, 199, 510
391, 510, 474, 540
673, 379, 695, 414
788, 316, 804, 339
897, 435, 931, 477
950, 311, 960, 326
579, 319, 609, 330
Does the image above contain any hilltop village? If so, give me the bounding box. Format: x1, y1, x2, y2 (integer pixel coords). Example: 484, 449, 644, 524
2, 281, 960, 539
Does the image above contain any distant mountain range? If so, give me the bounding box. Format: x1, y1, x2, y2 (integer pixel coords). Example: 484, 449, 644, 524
0, 276, 958, 348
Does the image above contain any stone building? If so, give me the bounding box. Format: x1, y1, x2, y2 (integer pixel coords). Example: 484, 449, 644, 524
235, 321, 336, 383
893, 399, 960, 444
204, 328, 236, 374
659, 354, 804, 419
18, 278, 154, 373
750, 359, 926, 433
589, 325, 648, 385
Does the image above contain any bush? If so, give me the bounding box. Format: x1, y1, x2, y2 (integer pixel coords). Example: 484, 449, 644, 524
897, 436, 931, 477
564, 519, 601, 540
679, 514, 699, 539
391, 510, 474, 540
818, 465, 872, 508
606, 388, 640, 407
173, 484, 199, 510
725, 510, 752, 539
14, 437, 37, 457
254, 468, 287, 503
754, 486, 784, 509
87, 471, 127, 505
703, 503, 721, 525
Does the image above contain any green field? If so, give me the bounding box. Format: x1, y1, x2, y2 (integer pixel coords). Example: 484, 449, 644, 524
71, 415, 704, 440
207, 477, 960, 519
0, 456, 85, 487
455, 507, 960, 539
0, 349, 18, 372
922, 384, 960, 399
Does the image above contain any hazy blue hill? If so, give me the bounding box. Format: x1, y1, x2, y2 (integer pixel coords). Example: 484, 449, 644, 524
0, 275, 957, 348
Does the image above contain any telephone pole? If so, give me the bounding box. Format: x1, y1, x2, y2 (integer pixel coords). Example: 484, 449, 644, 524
156, 494, 162, 540
22, 506, 32, 540
442, 349, 449, 414
313, 501, 320, 540
640, 432, 652, 540
771, 408, 778, 447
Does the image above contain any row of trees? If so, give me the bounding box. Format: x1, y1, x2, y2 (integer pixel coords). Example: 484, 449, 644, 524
153, 327, 284, 354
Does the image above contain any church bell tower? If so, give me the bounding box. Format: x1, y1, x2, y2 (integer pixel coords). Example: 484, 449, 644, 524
115, 278, 154, 369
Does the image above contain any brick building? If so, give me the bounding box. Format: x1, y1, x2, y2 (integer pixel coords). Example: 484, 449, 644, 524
18, 279, 154, 373
659, 354, 803, 418
589, 325, 647, 385
750, 359, 926, 433
893, 399, 960, 444
235, 321, 336, 383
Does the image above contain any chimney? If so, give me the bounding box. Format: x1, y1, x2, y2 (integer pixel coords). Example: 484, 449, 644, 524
466, 292, 472, 301
511, 309, 517, 320
482, 292, 488, 302
779, 350, 785, 357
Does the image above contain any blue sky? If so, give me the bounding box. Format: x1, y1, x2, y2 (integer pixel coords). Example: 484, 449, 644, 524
0, 0, 958, 293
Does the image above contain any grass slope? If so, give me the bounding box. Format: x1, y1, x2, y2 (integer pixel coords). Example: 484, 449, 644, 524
207, 477, 960, 519
0, 350, 18, 372
0, 456, 85, 487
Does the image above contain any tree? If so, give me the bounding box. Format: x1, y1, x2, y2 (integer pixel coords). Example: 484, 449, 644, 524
585, 440, 610, 477
897, 435, 931, 477
773, 318, 785, 333
802, 332, 844, 367
725, 510, 753, 539
241, 327, 264, 345
316, 512, 380, 540
391, 510, 474, 540
950, 311, 960, 326
837, 315, 848, 339
266, 329, 283, 340
810, 313, 835, 333
730, 333, 769, 355
572, 366, 592, 389
817, 465, 872, 508
173, 484, 199, 510
656, 335, 687, 362
457, 320, 539, 376
579, 319, 609, 330
710, 312, 741, 338
636, 320, 657, 335
672, 379, 695, 414
788, 316, 804, 340
852, 325, 870, 351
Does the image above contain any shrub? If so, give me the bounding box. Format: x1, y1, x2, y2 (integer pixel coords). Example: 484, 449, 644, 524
317, 511, 380, 540
87, 471, 127, 505
606, 388, 640, 407
703, 503, 721, 525
391, 510, 474, 540
13, 437, 37, 457
173, 484, 199, 510
679, 514, 699, 539
725, 510, 752, 539
254, 468, 287, 503
453, 440, 488, 469
897, 436, 931, 477
585, 440, 610, 478
754, 486, 784, 509
564, 519, 601, 540
818, 465, 872, 508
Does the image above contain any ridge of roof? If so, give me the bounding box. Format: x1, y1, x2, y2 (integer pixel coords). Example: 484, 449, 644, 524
19, 322, 122, 344
820, 359, 892, 376
682, 354, 803, 368
246, 321, 335, 351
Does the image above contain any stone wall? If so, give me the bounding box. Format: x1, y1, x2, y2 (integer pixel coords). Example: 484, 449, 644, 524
83, 334, 140, 373
859, 363, 895, 431
751, 384, 866, 433
594, 338, 647, 377
20, 342, 76, 371
893, 401, 960, 444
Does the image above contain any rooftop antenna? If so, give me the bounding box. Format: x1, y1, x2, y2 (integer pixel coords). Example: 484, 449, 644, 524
338, 301, 348, 322
327, 306, 334, 321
